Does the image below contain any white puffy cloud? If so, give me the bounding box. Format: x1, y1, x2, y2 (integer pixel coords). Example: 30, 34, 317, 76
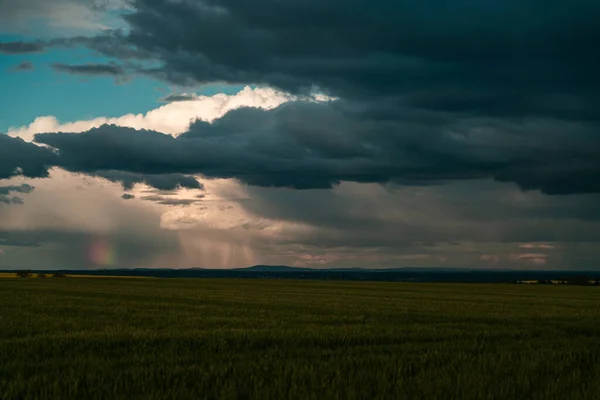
7, 86, 314, 141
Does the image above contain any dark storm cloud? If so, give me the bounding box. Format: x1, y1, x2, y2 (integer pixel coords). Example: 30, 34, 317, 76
159, 93, 199, 103
0, 135, 58, 179
92, 170, 203, 191
51, 62, 126, 76
5, 0, 600, 196
0, 41, 45, 54
32, 100, 600, 194
56, 0, 596, 118
0, 134, 205, 192
7, 0, 600, 118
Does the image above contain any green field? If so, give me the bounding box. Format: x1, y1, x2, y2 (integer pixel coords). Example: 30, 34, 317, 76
1, 278, 600, 399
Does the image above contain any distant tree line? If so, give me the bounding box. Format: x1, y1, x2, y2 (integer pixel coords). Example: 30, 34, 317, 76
531, 276, 600, 286
15, 271, 67, 278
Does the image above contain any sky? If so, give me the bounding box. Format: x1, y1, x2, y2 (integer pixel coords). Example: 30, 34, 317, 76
1, 0, 600, 270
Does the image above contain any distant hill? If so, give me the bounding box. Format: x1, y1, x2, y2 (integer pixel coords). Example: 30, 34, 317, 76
2, 265, 598, 283
233, 265, 314, 272
234, 265, 470, 273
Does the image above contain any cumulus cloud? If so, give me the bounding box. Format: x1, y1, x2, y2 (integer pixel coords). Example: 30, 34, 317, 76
56, 0, 597, 118
7, 86, 298, 141
4, 96, 600, 194
6, 1, 598, 194
2, 86, 329, 191
0, 134, 57, 179
20, 100, 599, 194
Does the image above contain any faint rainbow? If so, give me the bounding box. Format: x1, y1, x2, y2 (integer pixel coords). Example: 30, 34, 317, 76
88, 237, 117, 267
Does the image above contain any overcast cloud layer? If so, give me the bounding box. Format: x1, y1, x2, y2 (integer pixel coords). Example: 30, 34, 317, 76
1, 0, 599, 270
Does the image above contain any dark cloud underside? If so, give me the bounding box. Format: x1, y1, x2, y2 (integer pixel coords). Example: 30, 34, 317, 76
92, 171, 203, 191
159, 93, 199, 103
51, 62, 126, 76
0, 135, 57, 179
25, 100, 600, 194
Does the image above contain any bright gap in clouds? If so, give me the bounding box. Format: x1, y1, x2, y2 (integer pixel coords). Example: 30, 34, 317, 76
7, 86, 331, 141
0, 168, 317, 270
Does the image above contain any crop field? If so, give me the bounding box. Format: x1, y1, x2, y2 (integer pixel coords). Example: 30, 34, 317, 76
1, 278, 599, 399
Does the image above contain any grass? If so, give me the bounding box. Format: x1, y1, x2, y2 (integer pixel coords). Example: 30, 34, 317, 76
64, 274, 149, 279
0, 278, 599, 399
